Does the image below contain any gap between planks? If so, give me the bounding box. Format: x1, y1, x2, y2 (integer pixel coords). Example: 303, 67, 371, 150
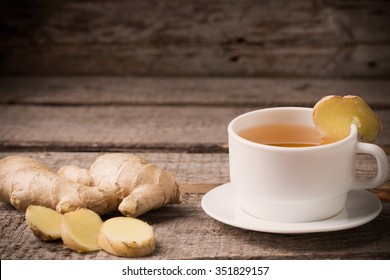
0, 139, 389, 155
181, 183, 390, 202
0, 141, 229, 153
4, 100, 390, 110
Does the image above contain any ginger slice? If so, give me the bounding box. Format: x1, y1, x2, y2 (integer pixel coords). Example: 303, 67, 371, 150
61, 208, 103, 253
98, 217, 155, 257
313, 95, 382, 143
25, 205, 63, 241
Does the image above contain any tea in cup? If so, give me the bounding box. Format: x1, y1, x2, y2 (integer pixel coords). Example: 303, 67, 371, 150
228, 107, 388, 222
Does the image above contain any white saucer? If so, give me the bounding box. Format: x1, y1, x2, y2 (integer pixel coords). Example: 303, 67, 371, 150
201, 183, 382, 234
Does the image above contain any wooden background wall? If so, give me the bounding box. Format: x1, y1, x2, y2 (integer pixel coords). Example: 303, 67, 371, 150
0, 0, 389, 77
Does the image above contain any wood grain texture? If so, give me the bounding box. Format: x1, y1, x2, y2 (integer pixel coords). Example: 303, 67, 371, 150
1, 105, 389, 151
0, 0, 389, 77
1, 77, 389, 108
1, 196, 389, 260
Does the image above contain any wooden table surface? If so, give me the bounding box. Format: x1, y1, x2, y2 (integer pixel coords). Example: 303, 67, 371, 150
0, 77, 389, 259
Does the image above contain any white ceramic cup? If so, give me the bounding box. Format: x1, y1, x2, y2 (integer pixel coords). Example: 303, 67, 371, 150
228, 107, 388, 223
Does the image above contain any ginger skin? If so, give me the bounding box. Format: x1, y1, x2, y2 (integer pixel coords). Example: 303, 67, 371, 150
0, 154, 180, 217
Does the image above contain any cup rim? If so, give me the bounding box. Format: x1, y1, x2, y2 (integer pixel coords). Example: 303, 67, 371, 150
228, 107, 357, 151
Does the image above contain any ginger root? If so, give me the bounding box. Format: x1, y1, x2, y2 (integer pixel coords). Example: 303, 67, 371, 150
61, 208, 103, 253
313, 95, 382, 143
25, 205, 63, 241
98, 217, 155, 257
0, 153, 180, 217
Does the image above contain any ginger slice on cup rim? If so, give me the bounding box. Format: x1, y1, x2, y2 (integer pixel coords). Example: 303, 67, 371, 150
313, 95, 382, 143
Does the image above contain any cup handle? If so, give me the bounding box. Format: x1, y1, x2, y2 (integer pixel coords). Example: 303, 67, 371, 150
353, 142, 388, 189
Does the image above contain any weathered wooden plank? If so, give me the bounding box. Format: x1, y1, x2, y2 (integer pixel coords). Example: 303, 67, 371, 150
0, 105, 234, 151
1, 77, 389, 108
3, 0, 388, 45
2, 45, 389, 78
1, 196, 389, 259
1, 105, 389, 151
0, 0, 389, 77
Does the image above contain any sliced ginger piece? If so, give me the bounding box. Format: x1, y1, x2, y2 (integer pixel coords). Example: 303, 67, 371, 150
25, 205, 63, 241
61, 208, 103, 253
313, 95, 382, 143
98, 217, 155, 257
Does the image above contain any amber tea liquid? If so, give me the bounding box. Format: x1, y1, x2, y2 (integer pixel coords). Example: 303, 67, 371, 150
238, 124, 333, 147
